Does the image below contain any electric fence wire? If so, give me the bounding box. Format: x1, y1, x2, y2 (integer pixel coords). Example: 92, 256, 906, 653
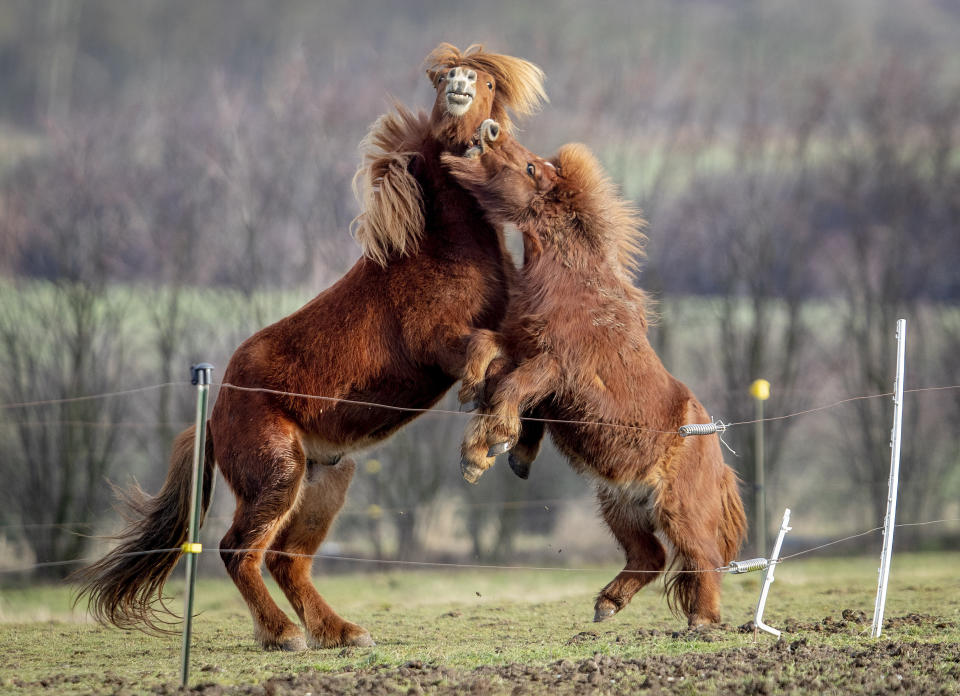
2, 518, 957, 577
2, 381, 958, 435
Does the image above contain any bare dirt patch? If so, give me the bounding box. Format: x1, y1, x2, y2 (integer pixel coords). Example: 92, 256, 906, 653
17, 613, 951, 696
161, 639, 956, 696
14, 610, 960, 696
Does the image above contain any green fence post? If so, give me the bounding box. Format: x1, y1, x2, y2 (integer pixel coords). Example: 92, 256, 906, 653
181, 362, 213, 688
749, 379, 771, 556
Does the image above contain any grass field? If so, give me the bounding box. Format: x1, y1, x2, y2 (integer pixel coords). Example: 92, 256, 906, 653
1, 552, 958, 695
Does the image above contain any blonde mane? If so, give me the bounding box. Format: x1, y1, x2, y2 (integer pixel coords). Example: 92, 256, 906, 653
423, 43, 548, 135
351, 104, 431, 267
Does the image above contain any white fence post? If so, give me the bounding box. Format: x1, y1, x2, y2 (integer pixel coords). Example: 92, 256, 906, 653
871, 318, 907, 638
753, 507, 791, 638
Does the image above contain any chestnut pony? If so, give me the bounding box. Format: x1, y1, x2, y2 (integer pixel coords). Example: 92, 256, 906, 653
444, 136, 746, 627
76, 45, 546, 651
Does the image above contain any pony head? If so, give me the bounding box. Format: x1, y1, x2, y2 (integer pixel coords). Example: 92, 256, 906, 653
424, 43, 547, 149
442, 131, 558, 227
444, 139, 646, 274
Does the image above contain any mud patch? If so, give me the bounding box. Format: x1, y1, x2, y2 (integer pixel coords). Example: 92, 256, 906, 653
776, 610, 953, 635
183, 639, 956, 695
565, 631, 599, 645
15, 615, 960, 696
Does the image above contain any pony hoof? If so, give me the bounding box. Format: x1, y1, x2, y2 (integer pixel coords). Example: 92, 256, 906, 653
276, 635, 309, 652
486, 440, 513, 457
348, 631, 376, 648
459, 400, 477, 413
460, 459, 485, 484
593, 607, 616, 622
593, 598, 619, 623
507, 454, 531, 479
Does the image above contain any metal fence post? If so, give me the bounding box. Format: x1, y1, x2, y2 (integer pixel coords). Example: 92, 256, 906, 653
181, 362, 213, 687
750, 379, 771, 555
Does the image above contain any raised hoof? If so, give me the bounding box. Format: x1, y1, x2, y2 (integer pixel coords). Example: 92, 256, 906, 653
459, 400, 477, 413
507, 453, 531, 479
593, 597, 619, 623
486, 440, 513, 457
460, 458, 485, 484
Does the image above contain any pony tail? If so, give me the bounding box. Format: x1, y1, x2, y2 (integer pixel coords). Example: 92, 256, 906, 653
351, 106, 429, 266
717, 467, 747, 564
73, 426, 216, 634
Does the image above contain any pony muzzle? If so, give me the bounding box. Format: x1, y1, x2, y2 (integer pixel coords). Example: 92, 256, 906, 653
444, 67, 477, 116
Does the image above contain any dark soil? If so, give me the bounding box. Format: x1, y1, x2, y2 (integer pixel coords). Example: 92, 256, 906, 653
15, 614, 960, 695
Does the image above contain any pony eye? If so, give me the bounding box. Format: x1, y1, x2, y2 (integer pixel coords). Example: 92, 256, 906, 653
487, 81, 493, 90
526, 163, 536, 177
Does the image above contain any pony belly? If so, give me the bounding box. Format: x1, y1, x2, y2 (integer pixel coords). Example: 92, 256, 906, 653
547, 417, 666, 483
593, 477, 677, 565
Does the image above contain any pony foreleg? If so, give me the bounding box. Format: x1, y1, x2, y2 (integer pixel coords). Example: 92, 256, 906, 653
507, 402, 547, 479
457, 329, 504, 408
485, 353, 560, 455
460, 412, 498, 484
459, 354, 558, 484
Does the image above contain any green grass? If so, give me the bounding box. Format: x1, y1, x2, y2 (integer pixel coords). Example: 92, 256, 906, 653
1, 553, 958, 694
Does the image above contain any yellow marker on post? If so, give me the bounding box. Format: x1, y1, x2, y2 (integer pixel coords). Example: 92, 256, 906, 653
749, 379, 770, 556
750, 379, 770, 401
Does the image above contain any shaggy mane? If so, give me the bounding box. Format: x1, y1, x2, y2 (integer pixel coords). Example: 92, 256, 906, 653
423, 43, 548, 135
554, 142, 648, 283
351, 104, 431, 266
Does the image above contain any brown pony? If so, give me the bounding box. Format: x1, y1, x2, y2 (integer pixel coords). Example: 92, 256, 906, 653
75, 44, 547, 651
443, 136, 746, 627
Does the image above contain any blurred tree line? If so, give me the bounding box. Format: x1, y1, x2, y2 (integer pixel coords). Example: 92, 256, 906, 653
1, 0, 959, 576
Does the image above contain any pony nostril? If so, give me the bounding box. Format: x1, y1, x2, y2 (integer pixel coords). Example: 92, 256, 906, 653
466, 69, 477, 81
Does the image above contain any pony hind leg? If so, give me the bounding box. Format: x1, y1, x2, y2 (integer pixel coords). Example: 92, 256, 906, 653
663, 552, 723, 627
218, 426, 310, 651
220, 505, 307, 650
264, 456, 374, 648
593, 486, 667, 622
656, 499, 726, 626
